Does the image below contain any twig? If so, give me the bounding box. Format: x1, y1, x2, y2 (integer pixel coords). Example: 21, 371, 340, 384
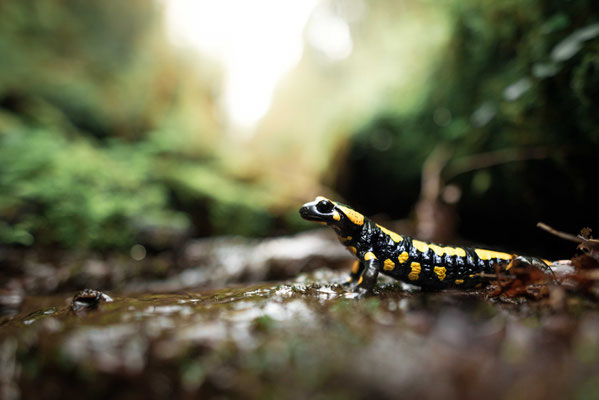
444, 147, 551, 182
536, 222, 583, 243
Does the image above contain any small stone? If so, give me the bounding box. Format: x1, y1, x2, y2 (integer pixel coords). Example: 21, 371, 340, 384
71, 289, 113, 313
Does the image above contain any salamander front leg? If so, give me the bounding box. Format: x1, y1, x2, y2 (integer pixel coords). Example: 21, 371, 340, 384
343, 260, 365, 288
353, 258, 380, 296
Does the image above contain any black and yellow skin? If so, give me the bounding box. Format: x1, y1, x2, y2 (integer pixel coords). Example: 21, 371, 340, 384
299, 196, 552, 295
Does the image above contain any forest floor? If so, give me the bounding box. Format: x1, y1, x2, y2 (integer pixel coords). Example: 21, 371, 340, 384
2, 229, 599, 400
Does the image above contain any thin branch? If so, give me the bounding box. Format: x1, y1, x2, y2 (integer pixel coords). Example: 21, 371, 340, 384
536, 222, 583, 243
444, 147, 551, 182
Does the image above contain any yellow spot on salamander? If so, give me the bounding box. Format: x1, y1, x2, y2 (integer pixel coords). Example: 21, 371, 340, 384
408, 262, 421, 281
398, 252, 409, 264
383, 259, 395, 271
348, 246, 357, 255
338, 235, 352, 243
542, 259, 552, 266
347, 277, 353, 283
337, 205, 365, 226
412, 240, 429, 253
417, 244, 468, 258
428, 244, 445, 256
377, 225, 403, 243
333, 211, 341, 221
442, 247, 467, 257
364, 252, 377, 261
351, 260, 360, 274
474, 249, 513, 261
357, 276, 363, 285
434, 266, 446, 281
455, 279, 464, 284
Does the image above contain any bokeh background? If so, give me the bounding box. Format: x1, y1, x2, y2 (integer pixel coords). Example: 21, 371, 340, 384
2, 2, 599, 399
1, 0, 598, 260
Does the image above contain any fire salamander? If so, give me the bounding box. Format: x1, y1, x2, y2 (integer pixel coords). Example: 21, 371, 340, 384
299, 196, 552, 295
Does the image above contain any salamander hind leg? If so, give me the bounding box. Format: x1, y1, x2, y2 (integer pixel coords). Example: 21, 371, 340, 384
506, 255, 556, 282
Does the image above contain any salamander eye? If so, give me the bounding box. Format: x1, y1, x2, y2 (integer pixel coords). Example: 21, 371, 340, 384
316, 199, 334, 213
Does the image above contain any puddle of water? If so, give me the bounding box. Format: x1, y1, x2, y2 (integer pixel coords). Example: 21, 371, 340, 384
22, 307, 57, 325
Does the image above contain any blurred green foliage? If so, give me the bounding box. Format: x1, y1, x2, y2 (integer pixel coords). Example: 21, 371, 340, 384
0, 0, 275, 250
1, 0, 597, 253
0, 124, 188, 249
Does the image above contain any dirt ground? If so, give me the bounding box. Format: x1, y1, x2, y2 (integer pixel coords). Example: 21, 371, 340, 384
2, 229, 599, 400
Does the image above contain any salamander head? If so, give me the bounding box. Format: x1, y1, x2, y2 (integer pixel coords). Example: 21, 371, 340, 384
299, 196, 365, 234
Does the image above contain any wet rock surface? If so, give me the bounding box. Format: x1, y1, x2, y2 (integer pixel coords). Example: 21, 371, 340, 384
2, 269, 599, 400
3, 230, 599, 399
0, 230, 353, 296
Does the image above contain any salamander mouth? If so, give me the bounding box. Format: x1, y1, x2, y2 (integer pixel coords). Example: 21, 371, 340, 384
299, 205, 327, 222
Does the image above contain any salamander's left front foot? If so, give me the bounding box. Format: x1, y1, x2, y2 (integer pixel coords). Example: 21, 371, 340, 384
353, 286, 372, 297
342, 276, 376, 297
344, 258, 380, 297
342, 285, 373, 299
342, 277, 357, 290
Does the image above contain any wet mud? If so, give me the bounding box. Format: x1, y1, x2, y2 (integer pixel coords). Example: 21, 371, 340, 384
2, 269, 599, 400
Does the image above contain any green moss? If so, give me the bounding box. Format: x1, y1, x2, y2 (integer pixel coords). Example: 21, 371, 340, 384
0, 126, 188, 249
160, 162, 276, 237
